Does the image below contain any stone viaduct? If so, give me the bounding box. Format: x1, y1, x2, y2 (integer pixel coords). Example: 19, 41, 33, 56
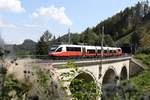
52, 56, 131, 96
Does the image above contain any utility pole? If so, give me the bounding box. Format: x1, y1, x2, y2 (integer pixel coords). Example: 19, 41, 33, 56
99, 26, 104, 79
68, 28, 71, 44
101, 26, 104, 59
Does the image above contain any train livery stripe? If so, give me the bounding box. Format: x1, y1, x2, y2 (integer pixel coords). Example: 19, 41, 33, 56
51, 52, 121, 57
53, 52, 82, 57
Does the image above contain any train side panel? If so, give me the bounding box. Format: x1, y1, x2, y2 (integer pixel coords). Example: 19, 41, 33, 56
48, 44, 123, 58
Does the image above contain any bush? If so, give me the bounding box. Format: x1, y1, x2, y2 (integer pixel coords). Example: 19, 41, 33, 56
135, 53, 150, 66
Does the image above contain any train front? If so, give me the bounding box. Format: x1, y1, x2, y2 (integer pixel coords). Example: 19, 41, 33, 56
48, 45, 59, 58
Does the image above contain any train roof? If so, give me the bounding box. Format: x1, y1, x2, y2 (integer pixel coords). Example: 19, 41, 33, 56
84, 45, 97, 49
57, 44, 121, 49
59, 44, 83, 47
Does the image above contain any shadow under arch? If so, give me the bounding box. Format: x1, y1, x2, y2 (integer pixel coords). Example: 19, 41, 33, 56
120, 66, 127, 80
102, 68, 116, 85
69, 72, 97, 99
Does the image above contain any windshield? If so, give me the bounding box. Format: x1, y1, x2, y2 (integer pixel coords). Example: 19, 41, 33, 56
49, 46, 58, 52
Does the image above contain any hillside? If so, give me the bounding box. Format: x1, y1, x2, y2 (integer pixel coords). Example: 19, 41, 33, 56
92, 1, 150, 48
56, 1, 150, 53
5, 39, 36, 56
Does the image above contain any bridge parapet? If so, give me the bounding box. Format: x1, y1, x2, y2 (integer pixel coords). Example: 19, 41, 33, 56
51, 56, 131, 68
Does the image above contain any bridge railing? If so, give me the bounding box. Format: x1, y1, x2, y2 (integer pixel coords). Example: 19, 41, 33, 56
6, 53, 132, 61
7, 55, 49, 59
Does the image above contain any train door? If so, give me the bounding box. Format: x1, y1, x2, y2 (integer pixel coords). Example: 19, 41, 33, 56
82, 47, 86, 56
107, 48, 110, 57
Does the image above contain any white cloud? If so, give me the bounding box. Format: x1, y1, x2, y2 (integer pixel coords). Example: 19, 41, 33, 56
0, 0, 25, 13
32, 6, 72, 25
0, 18, 16, 28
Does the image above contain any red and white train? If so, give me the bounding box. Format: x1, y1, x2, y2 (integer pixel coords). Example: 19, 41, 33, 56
48, 44, 122, 59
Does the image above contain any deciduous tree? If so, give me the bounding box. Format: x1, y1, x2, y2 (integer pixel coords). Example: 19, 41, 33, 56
36, 30, 52, 56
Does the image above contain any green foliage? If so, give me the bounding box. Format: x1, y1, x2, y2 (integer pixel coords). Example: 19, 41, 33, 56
130, 52, 150, 98
135, 53, 150, 67
0, 59, 64, 100
70, 79, 99, 100
21, 39, 36, 52
71, 34, 80, 45
104, 34, 116, 46
0, 49, 4, 58
60, 61, 100, 100
80, 28, 98, 45
41, 30, 52, 42
14, 39, 36, 56
0, 74, 30, 100
117, 32, 132, 46
102, 80, 139, 100
137, 23, 150, 48
16, 50, 31, 56
34, 66, 51, 89
130, 31, 141, 52
130, 70, 150, 95
60, 61, 78, 82
36, 30, 52, 56
32, 66, 53, 100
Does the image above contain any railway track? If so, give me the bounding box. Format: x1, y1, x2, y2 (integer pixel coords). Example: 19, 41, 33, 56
7, 54, 131, 64
33, 55, 131, 64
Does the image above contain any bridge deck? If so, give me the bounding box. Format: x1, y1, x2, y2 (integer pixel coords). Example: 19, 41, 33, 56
35, 56, 131, 68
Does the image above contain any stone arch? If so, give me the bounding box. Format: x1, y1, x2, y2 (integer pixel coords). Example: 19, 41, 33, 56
120, 66, 127, 80
69, 71, 96, 99
70, 70, 96, 85
102, 68, 117, 85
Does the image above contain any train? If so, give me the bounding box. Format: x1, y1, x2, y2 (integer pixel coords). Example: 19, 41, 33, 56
48, 44, 122, 59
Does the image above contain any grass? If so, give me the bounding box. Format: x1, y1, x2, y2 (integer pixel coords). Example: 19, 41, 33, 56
135, 53, 150, 67
130, 53, 150, 95
130, 70, 150, 95
117, 32, 132, 44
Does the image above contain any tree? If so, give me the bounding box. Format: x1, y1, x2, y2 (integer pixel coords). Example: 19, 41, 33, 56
104, 34, 116, 47
80, 28, 98, 45
0, 34, 5, 58
140, 33, 150, 48
71, 33, 80, 45
36, 30, 52, 56
41, 30, 52, 42
130, 31, 141, 53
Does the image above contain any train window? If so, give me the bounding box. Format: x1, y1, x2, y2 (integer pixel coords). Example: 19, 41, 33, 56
110, 50, 113, 53
97, 50, 101, 53
49, 46, 58, 52
104, 50, 107, 53
87, 49, 96, 53
56, 47, 62, 52
118, 49, 121, 52
66, 47, 81, 52
110, 50, 116, 53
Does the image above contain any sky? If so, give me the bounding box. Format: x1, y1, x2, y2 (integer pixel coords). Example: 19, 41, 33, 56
0, 0, 143, 44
